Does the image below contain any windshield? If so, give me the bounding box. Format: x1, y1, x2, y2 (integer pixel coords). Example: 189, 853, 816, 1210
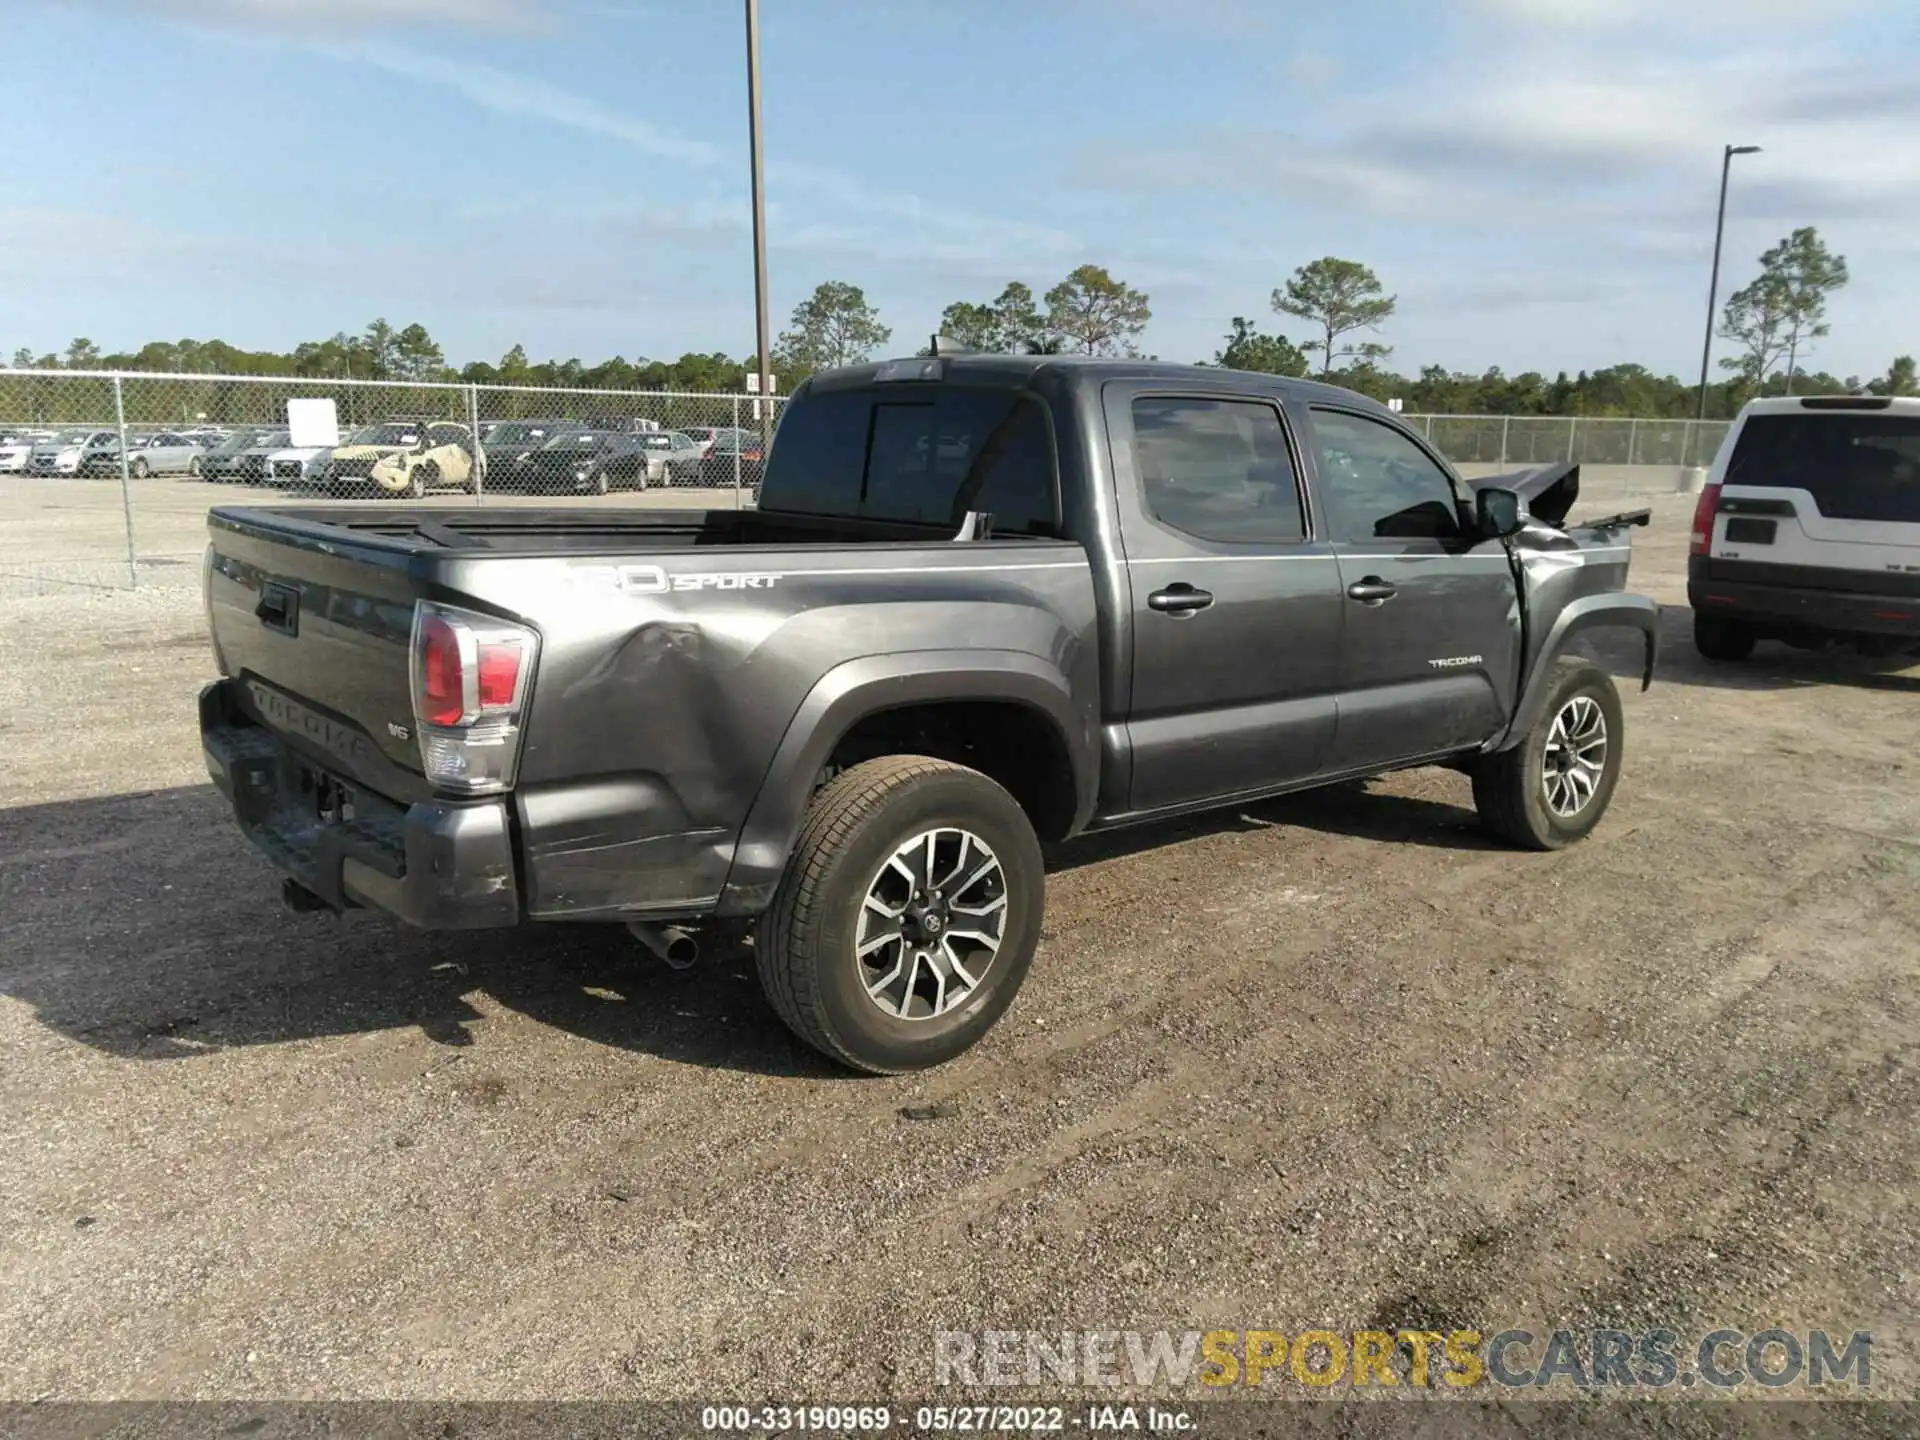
546, 433, 606, 449
210, 429, 264, 453
1726, 413, 1920, 524
347, 424, 419, 445
250, 432, 292, 450
51, 429, 95, 445
487, 423, 571, 444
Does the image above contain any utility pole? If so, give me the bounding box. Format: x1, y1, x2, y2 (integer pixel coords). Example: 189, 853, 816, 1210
745, 0, 773, 454
1697, 143, 1761, 420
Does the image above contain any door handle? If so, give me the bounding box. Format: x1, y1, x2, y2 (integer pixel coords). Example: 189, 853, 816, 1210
1148, 583, 1214, 615
255, 582, 298, 634
1346, 576, 1398, 605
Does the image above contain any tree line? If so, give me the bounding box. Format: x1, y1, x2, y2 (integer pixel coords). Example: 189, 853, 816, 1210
10, 236, 1910, 417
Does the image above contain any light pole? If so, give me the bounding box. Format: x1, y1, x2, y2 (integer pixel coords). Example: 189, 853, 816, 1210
1696, 143, 1761, 421
745, 0, 773, 446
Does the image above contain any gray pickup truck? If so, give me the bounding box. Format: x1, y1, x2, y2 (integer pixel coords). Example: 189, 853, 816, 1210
200, 355, 1658, 1073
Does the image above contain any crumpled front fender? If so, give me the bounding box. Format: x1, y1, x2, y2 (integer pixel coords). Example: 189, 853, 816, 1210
1492, 592, 1660, 751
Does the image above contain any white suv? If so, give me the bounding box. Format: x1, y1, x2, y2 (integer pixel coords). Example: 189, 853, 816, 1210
1689, 395, 1920, 660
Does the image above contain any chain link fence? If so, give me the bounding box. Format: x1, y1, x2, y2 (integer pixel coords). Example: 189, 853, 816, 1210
1409, 413, 1733, 469
0, 369, 1731, 594
0, 369, 783, 593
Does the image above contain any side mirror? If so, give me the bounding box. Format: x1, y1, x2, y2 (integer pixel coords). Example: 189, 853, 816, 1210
1476, 486, 1528, 538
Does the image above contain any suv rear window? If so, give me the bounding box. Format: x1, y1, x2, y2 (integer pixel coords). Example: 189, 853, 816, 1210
760, 385, 1059, 535
1726, 413, 1920, 523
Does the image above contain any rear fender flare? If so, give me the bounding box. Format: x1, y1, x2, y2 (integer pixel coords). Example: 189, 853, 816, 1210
715, 650, 1096, 918
1493, 593, 1660, 751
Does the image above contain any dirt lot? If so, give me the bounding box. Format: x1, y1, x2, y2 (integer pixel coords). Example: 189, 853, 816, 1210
0, 493, 1915, 1404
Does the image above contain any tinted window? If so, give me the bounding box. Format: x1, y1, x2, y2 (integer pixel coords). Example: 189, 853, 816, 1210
1131, 396, 1305, 544
760, 385, 1059, 535
1726, 413, 1920, 523
1311, 409, 1462, 541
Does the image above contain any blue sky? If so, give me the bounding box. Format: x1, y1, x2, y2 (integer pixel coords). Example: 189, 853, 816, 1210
5, 0, 1918, 381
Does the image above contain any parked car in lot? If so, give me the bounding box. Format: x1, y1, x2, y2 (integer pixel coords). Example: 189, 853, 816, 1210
1690, 394, 1920, 660
198, 355, 1659, 1073
512, 427, 682, 494
202, 428, 291, 485
636, 429, 705, 486
698, 426, 767, 487
0, 431, 39, 473
369, 423, 476, 498
323, 421, 474, 498
75, 434, 134, 477
477, 418, 587, 488
123, 431, 208, 478
28, 429, 117, 476
317, 422, 428, 490
264, 442, 335, 488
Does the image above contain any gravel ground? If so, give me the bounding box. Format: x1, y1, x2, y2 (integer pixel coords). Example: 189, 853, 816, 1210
0, 492, 1915, 1405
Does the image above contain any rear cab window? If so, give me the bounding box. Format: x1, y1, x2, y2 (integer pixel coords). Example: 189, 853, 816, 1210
1726, 412, 1920, 523
759, 384, 1060, 536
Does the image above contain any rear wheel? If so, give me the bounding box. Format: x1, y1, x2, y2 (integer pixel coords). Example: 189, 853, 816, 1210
187, 455, 202, 477
1472, 658, 1623, 851
756, 756, 1045, 1074
1693, 612, 1757, 661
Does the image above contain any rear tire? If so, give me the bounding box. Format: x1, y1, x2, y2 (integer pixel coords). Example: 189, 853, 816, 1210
187, 456, 202, 478
755, 756, 1046, 1074
1471, 658, 1623, 851
1694, 612, 1757, 661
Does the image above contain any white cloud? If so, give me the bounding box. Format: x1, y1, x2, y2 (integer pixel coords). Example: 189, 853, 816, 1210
330, 45, 720, 163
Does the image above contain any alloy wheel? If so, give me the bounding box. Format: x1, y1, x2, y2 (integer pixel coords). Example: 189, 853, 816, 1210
855, 828, 1008, 1020
1542, 694, 1608, 817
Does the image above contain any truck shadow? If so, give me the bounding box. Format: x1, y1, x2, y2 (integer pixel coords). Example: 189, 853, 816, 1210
0, 762, 1537, 1075
1583, 604, 1920, 695
0, 784, 841, 1078
1045, 779, 1498, 873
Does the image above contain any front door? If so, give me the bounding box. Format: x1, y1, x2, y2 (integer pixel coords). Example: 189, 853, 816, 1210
1303, 406, 1522, 773
1107, 384, 1346, 815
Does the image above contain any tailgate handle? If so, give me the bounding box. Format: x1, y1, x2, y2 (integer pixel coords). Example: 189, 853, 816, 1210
256, 583, 299, 635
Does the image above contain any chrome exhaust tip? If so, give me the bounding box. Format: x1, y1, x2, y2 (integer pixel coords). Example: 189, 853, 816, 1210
627, 921, 699, 970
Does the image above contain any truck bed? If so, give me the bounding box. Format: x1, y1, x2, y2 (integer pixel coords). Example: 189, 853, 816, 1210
210, 504, 1052, 555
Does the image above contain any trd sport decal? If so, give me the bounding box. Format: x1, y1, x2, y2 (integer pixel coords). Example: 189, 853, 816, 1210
568, 564, 783, 594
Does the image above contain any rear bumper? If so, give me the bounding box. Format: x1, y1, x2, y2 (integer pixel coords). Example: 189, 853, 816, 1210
1689, 557, 1920, 638
199, 679, 520, 929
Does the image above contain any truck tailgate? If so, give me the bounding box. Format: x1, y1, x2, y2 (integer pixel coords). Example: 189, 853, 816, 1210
206, 512, 430, 803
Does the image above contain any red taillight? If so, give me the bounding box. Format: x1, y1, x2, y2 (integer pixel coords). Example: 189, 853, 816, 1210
419, 613, 465, 725
411, 603, 536, 730
476, 640, 523, 708
1689, 482, 1722, 555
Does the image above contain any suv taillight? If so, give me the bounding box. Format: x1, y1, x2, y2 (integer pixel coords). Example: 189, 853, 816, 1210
1689, 482, 1722, 556
408, 601, 539, 795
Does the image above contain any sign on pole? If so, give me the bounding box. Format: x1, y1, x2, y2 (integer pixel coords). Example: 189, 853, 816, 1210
286, 398, 341, 448
747, 370, 778, 421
